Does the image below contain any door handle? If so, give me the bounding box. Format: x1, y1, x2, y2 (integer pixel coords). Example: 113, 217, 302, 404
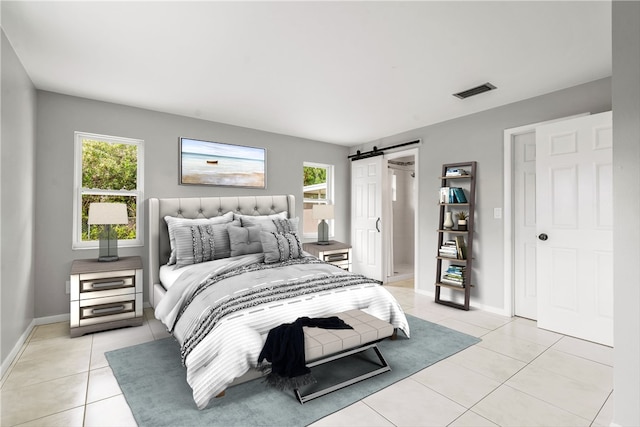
91, 280, 125, 289
376, 218, 381, 232
92, 305, 125, 315
538, 233, 548, 241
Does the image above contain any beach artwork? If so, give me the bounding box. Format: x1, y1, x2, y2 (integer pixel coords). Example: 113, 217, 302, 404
179, 138, 266, 188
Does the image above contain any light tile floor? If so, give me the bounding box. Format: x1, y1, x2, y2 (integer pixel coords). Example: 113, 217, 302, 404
1, 281, 614, 427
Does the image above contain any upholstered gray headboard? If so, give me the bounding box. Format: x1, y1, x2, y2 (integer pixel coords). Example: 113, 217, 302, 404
148, 195, 295, 307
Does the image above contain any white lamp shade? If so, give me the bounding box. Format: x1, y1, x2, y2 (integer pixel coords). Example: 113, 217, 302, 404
88, 203, 128, 225
312, 204, 334, 220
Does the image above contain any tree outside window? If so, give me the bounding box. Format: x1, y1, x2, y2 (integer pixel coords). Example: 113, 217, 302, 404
303, 162, 333, 237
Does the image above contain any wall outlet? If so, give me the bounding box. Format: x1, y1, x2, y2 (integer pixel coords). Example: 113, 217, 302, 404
494, 207, 502, 219
65, 280, 70, 294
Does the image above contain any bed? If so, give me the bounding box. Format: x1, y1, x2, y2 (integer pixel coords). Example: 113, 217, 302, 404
148, 195, 410, 409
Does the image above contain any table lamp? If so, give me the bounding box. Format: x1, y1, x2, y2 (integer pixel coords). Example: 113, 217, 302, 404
88, 202, 128, 262
312, 204, 334, 245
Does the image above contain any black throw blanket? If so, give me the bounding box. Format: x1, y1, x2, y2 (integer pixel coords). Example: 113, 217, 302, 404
258, 316, 353, 390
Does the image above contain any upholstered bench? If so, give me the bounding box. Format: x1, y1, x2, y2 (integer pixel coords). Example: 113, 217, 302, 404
296, 309, 395, 404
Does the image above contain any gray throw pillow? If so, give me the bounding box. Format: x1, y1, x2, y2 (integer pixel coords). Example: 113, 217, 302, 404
228, 224, 263, 257
173, 225, 215, 268
260, 231, 303, 264
172, 222, 232, 268
164, 211, 233, 265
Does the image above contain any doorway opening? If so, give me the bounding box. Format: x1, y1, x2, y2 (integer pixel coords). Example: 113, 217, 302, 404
385, 149, 419, 287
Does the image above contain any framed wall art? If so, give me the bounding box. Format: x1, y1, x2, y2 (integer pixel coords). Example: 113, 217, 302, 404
179, 137, 266, 188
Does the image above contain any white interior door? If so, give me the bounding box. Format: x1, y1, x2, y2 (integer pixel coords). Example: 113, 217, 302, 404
536, 111, 613, 346
514, 131, 538, 319
351, 156, 386, 281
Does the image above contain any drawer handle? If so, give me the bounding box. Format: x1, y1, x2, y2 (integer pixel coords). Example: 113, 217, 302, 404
92, 305, 125, 315
91, 280, 126, 289
325, 254, 347, 261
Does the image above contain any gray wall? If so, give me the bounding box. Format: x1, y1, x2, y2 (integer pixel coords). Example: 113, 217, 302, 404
612, 1, 640, 425
1, 31, 37, 367
352, 78, 612, 311
34, 91, 350, 318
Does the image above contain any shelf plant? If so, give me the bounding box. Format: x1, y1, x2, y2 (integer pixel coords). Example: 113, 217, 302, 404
456, 211, 468, 231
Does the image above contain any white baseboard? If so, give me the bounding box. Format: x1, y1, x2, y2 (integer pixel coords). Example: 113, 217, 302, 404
415, 288, 511, 317
1, 319, 36, 381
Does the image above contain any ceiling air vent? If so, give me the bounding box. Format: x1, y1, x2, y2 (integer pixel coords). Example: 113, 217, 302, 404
453, 82, 497, 99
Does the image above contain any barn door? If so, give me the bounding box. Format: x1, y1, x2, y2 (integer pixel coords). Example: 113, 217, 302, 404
351, 156, 386, 281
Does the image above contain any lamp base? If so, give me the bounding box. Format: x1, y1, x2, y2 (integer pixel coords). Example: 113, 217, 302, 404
98, 225, 119, 262
317, 219, 330, 246
315, 241, 331, 246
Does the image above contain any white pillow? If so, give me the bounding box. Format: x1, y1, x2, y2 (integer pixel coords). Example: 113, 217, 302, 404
164, 211, 233, 265
242, 216, 299, 234
234, 211, 288, 230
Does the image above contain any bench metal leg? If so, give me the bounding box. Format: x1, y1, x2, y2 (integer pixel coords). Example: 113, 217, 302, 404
294, 342, 391, 404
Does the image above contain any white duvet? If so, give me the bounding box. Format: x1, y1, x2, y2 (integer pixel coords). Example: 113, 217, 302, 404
155, 253, 410, 410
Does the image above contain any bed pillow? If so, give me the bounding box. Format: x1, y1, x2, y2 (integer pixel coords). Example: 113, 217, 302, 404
235, 211, 288, 230
172, 222, 233, 267
228, 224, 263, 257
173, 225, 215, 268
242, 216, 299, 235
164, 211, 233, 264
260, 231, 303, 263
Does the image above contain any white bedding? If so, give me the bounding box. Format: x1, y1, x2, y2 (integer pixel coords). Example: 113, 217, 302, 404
158, 251, 313, 290
158, 264, 183, 289
155, 254, 410, 410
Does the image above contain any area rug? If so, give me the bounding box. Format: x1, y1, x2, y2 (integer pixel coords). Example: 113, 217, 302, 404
106, 314, 480, 427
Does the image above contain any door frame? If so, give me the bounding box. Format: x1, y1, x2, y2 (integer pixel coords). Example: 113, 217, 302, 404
384, 148, 420, 289
502, 114, 589, 317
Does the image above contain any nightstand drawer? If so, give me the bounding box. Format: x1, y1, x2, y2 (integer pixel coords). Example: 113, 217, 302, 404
71, 269, 139, 300
71, 293, 143, 327
329, 260, 351, 271
322, 251, 349, 263
81, 272, 135, 291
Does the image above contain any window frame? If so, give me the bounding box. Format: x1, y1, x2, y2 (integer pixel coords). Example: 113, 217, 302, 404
72, 131, 144, 250
302, 161, 334, 239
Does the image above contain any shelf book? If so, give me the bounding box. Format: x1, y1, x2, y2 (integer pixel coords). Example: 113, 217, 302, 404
439, 187, 468, 204
438, 240, 458, 258
441, 265, 465, 287
452, 188, 467, 203
445, 168, 469, 177
454, 236, 466, 260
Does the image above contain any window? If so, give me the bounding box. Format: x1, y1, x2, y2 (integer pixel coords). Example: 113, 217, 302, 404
73, 132, 144, 249
302, 162, 334, 238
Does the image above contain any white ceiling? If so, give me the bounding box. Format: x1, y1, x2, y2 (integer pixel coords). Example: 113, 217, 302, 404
2, 1, 611, 146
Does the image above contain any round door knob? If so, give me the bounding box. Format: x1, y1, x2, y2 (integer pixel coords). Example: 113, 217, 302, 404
538, 233, 548, 241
